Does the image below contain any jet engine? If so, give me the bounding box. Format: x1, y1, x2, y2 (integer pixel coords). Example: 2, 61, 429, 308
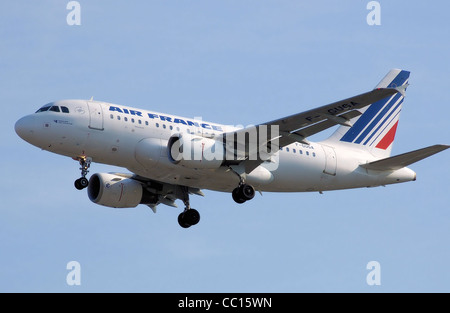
167, 134, 225, 169
88, 173, 156, 208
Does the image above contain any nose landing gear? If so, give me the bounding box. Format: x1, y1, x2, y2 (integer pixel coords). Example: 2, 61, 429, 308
74, 177, 89, 190
74, 157, 91, 190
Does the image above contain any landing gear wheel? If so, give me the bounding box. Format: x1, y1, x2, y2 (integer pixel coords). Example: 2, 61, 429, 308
178, 209, 200, 228
232, 188, 246, 204
177, 186, 201, 228
74, 177, 89, 190
178, 213, 191, 228
185, 209, 200, 226
79, 177, 89, 188
232, 184, 255, 203
74, 179, 83, 190
240, 184, 255, 201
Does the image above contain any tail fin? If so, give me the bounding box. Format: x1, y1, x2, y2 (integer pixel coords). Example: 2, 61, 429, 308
326, 69, 410, 158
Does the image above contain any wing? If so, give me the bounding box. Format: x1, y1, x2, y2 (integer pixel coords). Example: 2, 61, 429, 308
222, 87, 400, 173
116, 173, 204, 213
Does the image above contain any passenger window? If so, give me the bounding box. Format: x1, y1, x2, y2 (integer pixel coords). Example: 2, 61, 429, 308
117, 116, 121, 121
156, 123, 159, 128
286, 148, 289, 152
124, 117, 128, 122
299, 150, 303, 155
163, 124, 166, 129
306, 151, 309, 156
293, 149, 296, 153
145, 121, 148, 126
110, 114, 114, 119
138, 120, 142, 125
131, 118, 135, 123
61, 106, 70, 113
169, 125, 173, 130
313, 152, 316, 157
49, 106, 60, 112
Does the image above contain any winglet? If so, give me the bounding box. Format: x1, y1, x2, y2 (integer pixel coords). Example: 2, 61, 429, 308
393, 83, 409, 97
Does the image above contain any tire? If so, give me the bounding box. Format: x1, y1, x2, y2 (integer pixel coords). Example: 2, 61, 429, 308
178, 213, 191, 228
74, 179, 84, 190
79, 177, 89, 188
184, 209, 200, 226
232, 188, 246, 204
240, 184, 255, 201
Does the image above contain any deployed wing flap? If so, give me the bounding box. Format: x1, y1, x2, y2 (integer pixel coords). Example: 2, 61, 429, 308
132, 175, 204, 211
360, 144, 450, 171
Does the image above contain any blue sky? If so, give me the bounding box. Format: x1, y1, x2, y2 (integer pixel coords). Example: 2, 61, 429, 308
1, 1, 449, 292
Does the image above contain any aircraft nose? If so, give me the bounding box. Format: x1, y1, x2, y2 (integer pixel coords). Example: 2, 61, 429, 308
15, 115, 35, 142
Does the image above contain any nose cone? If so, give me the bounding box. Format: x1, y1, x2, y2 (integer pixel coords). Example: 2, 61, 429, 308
15, 115, 35, 143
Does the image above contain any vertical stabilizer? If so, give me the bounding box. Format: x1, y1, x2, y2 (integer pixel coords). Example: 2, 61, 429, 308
325, 69, 410, 159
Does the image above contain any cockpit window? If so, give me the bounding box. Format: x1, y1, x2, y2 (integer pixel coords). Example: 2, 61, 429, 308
36, 104, 70, 114
35, 106, 51, 113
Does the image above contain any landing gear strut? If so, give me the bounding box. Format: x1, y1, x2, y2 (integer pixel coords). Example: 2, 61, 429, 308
74, 157, 91, 190
177, 186, 200, 228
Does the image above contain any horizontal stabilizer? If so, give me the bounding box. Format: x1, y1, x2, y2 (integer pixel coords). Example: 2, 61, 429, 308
360, 144, 449, 171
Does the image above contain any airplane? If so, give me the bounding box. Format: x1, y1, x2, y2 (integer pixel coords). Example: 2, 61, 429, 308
15, 69, 449, 228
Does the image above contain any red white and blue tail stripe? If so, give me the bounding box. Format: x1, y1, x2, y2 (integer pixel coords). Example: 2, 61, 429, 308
330, 69, 410, 158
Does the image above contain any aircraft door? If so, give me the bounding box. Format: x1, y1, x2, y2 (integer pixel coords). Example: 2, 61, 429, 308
87, 101, 104, 130
321, 145, 337, 176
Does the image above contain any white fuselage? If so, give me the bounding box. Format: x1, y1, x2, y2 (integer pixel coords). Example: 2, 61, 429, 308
15, 99, 416, 193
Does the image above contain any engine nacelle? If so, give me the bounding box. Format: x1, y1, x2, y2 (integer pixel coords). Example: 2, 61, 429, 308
88, 173, 144, 208
167, 134, 225, 169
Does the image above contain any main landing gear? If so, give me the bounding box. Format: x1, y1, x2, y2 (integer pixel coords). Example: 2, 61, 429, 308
232, 183, 255, 204
177, 186, 200, 228
74, 157, 91, 190
176, 182, 255, 228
